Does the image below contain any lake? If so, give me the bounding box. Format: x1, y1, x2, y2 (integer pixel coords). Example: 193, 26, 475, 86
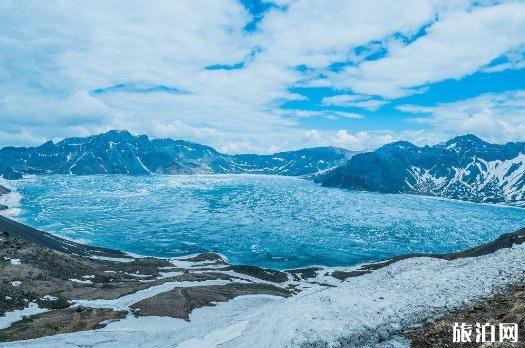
8, 174, 525, 269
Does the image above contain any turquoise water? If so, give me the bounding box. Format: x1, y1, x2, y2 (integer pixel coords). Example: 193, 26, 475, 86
9, 174, 525, 269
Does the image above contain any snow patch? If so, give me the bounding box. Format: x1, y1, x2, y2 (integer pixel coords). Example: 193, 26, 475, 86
4, 258, 21, 265
72, 279, 232, 311
4, 243, 525, 347
0, 179, 21, 218
0, 302, 47, 330
89, 255, 134, 263
69, 278, 93, 284
177, 321, 248, 348
40, 295, 58, 301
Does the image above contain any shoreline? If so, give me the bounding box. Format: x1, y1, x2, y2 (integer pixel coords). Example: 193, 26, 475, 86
0, 215, 525, 346
0, 217, 295, 343
2, 176, 525, 273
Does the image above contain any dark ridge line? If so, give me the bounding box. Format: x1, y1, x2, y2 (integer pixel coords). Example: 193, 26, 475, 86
0, 215, 127, 258
360, 227, 525, 271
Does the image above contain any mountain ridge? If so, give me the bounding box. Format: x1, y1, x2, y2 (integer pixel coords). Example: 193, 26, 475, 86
318, 134, 525, 206
0, 130, 355, 177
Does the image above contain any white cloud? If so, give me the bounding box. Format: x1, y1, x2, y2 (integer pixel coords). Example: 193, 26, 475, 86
298, 128, 447, 152
328, 2, 525, 97
398, 90, 525, 143
0, 0, 524, 152
279, 109, 364, 120
321, 94, 387, 111
253, 0, 439, 68
482, 46, 525, 73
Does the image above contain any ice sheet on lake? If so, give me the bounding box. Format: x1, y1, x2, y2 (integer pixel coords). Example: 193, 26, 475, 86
11, 174, 525, 269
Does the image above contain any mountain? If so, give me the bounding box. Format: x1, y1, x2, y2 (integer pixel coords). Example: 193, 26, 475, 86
0, 130, 354, 177
230, 147, 352, 176
318, 135, 525, 206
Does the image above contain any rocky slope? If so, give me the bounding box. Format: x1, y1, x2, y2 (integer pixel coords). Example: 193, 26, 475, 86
0, 130, 353, 177
318, 134, 525, 206
407, 283, 525, 347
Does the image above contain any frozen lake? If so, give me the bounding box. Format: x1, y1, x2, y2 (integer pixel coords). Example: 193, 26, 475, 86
9, 174, 525, 269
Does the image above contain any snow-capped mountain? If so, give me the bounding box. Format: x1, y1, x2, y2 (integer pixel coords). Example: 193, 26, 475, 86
318, 134, 525, 206
0, 130, 353, 177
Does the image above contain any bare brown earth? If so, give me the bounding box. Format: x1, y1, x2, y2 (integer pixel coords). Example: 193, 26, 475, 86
131, 282, 291, 320
0, 229, 174, 315
0, 307, 127, 342
407, 284, 525, 347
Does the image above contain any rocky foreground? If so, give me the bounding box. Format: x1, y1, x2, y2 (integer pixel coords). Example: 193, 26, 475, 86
1, 209, 525, 346
0, 214, 355, 343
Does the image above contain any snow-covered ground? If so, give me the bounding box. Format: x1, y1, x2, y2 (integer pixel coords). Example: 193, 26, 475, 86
3, 242, 525, 348
71, 279, 235, 311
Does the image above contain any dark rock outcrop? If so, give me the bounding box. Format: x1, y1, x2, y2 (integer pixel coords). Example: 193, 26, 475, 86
0, 185, 10, 211
2, 168, 22, 180
0, 185, 10, 195
0, 308, 127, 342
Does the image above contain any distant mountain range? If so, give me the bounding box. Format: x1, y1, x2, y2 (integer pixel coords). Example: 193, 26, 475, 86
2, 131, 524, 206
0, 130, 354, 177
317, 134, 525, 206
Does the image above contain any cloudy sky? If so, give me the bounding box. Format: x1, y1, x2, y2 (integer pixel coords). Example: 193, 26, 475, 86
1, 0, 525, 153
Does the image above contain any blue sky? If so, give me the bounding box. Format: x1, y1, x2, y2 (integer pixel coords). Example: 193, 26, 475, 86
1, 0, 525, 153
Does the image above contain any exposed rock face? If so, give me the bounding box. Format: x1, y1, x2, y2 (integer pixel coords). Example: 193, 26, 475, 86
0, 185, 11, 195
0, 185, 10, 211
318, 134, 525, 206
1, 168, 22, 180
0, 185, 10, 195
0, 130, 354, 176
